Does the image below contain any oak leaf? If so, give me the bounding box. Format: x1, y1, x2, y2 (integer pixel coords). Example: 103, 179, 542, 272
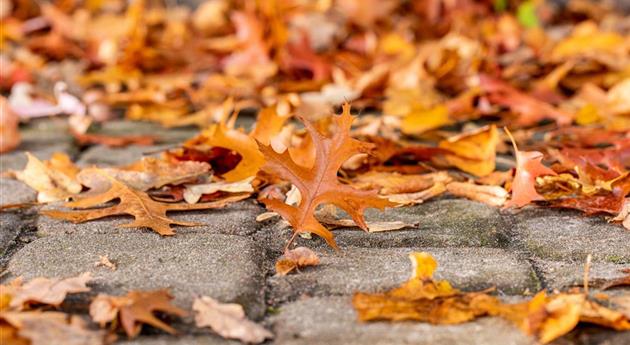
275, 247, 320, 276
504, 129, 556, 208
42, 170, 248, 236
90, 289, 187, 337
1, 273, 92, 311
257, 103, 395, 248
193, 296, 273, 344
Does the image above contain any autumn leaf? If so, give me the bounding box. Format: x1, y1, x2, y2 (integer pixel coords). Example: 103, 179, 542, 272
446, 181, 508, 207
0, 96, 20, 153
275, 247, 320, 276
193, 296, 273, 344
1, 311, 112, 345
257, 103, 395, 248
1, 273, 92, 311
400, 105, 452, 135
504, 128, 556, 208
13, 152, 82, 203
353, 171, 450, 195
42, 170, 249, 235
90, 289, 187, 337
438, 125, 499, 177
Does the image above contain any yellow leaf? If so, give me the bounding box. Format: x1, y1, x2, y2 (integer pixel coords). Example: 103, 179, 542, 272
401, 105, 451, 135
438, 125, 499, 177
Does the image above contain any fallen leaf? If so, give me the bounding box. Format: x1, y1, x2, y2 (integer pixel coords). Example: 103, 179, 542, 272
1, 273, 91, 311
42, 170, 248, 235
13, 152, 82, 203
401, 105, 452, 135
438, 125, 499, 177
257, 103, 395, 248
193, 296, 273, 344
504, 129, 556, 208
90, 289, 187, 337
0, 96, 20, 153
446, 181, 508, 207
353, 171, 450, 195
183, 176, 254, 204
275, 247, 320, 276
386, 182, 448, 205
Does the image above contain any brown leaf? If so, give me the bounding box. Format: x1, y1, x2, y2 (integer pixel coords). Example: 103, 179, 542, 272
275, 247, 320, 276
42, 170, 248, 236
1, 311, 112, 345
1, 273, 91, 311
446, 181, 508, 207
438, 125, 499, 177
257, 103, 395, 248
13, 152, 82, 203
193, 296, 273, 344
90, 289, 187, 338
353, 171, 450, 195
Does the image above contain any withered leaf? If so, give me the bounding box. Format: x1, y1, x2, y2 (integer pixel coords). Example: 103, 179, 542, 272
257, 103, 395, 248
90, 289, 187, 337
13, 152, 82, 203
438, 125, 499, 177
193, 296, 273, 344
42, 170, 248, 236
275, 247, 320, 276
1, 273, 92, 311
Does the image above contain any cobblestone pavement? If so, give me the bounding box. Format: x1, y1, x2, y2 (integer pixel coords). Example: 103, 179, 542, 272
1, 119, 629, 345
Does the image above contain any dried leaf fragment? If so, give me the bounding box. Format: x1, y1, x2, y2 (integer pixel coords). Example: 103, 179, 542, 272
13, 152, 82, 203
90, 289, 187, 338
193, 296, 273, 344
275, 247, 320, 276
2, 273, 92, 311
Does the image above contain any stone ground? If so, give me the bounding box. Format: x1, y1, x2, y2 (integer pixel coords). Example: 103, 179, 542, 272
1, 118, 629, 345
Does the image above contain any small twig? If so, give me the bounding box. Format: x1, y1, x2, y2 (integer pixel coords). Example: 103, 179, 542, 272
583, 254, 592, 295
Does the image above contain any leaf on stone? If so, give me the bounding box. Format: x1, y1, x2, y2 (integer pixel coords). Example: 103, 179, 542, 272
90, 289, 187, 338
446, 181, 508, 207
42, 170, 248, 236
183, 176, 254, 204
1, 273, 92, 311
257, 103, 395, 248
353, 171, 451, 195
438, 125, 499, 177
0, 311, 113, 345
504, 128, 556, 208
275, 247, 320, 276
13, 152, 82, 203
193, 296, 273, 344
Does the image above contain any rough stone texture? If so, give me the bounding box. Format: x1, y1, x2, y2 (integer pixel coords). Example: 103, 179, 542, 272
513, 208, 630, 263
268, 247, 538, 305
77, 144, 175, 167
0, 142, 77, 172
261, 199, 508, 251
0, 211, 31, 257
37, 200, 264, 236
5, 233, 266, 318
116, 335, 239, 345
534, 259, 630, 290
267, 296, 535, 345
0, 178, 37, 205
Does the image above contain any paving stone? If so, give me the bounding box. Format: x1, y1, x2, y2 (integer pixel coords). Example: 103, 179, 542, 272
261, 199, 508, 251
116, 335, 239, 345
267, 296, 535, 345
0, 142, 77, 172
268, 247, 538, 305
37, 200, 264, 236
534, 259, 630, 290
513, 208, 630, 264
0, 211, 33, 257
77, 144, 175, 167
5, 233, 266, 318
0, 178, 36, 206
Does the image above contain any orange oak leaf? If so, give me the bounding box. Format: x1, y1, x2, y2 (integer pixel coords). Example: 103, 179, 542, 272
89, 289, 187, 338
42, 170, 249, 235
257, 103, 395, 248
504, 128, 556, 208
275, 247, 320, 276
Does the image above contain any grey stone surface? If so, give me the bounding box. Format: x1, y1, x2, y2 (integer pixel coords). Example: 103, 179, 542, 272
0, 142, 77, 172
267, 296, 535, 345
116, 335, 239, 345
534, 259, 630, 290
5, 233, 266, 318
513, 209, 630, 263
37, 200, 264, 236
77, 144, 174, 167
0, 211, 32, 257
262, 199, 508, 251
0, 178, 37, 205
268, 247, 538, 305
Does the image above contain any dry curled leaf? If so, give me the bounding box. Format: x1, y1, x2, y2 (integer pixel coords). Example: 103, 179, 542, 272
446, 181, 508, 207
90, 289, 187, 338
193, 296, 273, 344
275, 247, 320, 276
438, 125, 499, 177
42, 170, 248, 235
1, 273, 91, 311
13, 152, 82, 203
257, 103, 395, 248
